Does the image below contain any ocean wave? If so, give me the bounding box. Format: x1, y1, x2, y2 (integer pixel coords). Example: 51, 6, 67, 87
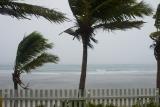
0, 69, 156, 75
30, 70, 156, 75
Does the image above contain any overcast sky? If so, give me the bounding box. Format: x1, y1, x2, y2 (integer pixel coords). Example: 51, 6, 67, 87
0, 0, 159, 65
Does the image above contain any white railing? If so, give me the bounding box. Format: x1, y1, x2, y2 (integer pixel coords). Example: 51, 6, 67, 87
0, 88, 159, 107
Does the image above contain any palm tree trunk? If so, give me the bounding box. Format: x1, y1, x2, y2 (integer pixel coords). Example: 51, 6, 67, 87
79, 38, 88, 95
12, 73, 19, 92
156, 60, 160, 103
14, 81, 18, 90
157, 60, 160, 89
12, 73, 18, 107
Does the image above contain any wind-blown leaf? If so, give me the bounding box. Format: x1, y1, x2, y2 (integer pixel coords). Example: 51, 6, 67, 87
61, 27, 79, 36
154, 4, 160, 30
150, 31, 160, 41
0, 0, 67, 22
60, 26, 81, 40
15, 31, 53, 68
92, 1, 152, 23
93, 21, 144, 31
21, 53, 59, 73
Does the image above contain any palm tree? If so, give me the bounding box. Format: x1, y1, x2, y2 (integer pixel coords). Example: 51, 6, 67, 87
13, 31, 59, 92
61, 0, 153, 93
150, 4, 160, 89
0, 0, 66, 22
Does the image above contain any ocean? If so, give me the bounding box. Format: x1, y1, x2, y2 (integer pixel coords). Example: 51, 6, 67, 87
0, 64, 157, 89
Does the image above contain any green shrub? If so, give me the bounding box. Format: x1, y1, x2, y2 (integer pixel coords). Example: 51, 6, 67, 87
146, 101, 156, 107
132, 100, 160, 107
105, 104, 115, 107
87, 101, 160, 107
36, 105, 45, 107
87, 102, 115, 107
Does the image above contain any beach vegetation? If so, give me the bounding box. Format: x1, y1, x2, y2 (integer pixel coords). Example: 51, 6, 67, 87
0, 0, 67, 22
150, 4, 160, 89
87, 101, 159, 107
87, 103, 115, 107
61, 0, 153, 93
36, 105, 45, 107
34, 100, 160, 107
12, 31, 59, 91
132, 100, 158, 107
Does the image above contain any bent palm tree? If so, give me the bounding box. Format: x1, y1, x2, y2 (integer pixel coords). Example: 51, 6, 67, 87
13, 31, 59, 91
61, 0, 153, 93
150, 4, 160, 89
0, 0, 66, 22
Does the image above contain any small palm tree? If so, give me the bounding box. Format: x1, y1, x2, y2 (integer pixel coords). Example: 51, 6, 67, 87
0, 0, 66, 22
61, 0, 153, 93
13, 31, 59, 91
150, 4, 160, 89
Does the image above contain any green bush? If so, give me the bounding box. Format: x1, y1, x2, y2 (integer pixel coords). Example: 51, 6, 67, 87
37, 100, 160, 107
105, 104, 115, 107
87, 102, 115, 107
36, 105, 45, 107
87, 101, 160, 107
132, 100, 159, 107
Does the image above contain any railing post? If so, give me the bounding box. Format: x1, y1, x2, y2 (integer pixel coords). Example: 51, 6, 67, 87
86, 90, 90, 107
156, 88, 159, 107
14, 89, 18, 107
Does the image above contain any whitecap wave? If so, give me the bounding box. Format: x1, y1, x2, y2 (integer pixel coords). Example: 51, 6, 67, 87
0, 69, 156, 76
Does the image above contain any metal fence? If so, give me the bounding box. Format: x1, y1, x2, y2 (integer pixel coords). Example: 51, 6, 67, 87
0, 88, 159, 107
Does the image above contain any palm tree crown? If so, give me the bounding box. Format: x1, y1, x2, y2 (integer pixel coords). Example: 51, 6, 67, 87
0, 0, 67, 23
13, 31, 59, 89
65, 0, 153, 47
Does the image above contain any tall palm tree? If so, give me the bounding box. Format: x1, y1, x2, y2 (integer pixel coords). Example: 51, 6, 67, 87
13, 31, 59, 91
61, 0, 153, 93
150, 4, 160, 89
0, 0, 66, 22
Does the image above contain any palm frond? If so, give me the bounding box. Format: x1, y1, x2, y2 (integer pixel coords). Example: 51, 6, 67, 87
0, 7, 28, 18
154, 4, 160, 30
68, 0, 84, 20
15, 31, 53, 67
93, 21, 144, 31
150, 31, 160, 41
0, 0, 67, 22
92, 1, 153, 23
60, 26, 81, 40
92, 0, 136, 15
21, 53, 59, 73
62, 26, 98, 48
